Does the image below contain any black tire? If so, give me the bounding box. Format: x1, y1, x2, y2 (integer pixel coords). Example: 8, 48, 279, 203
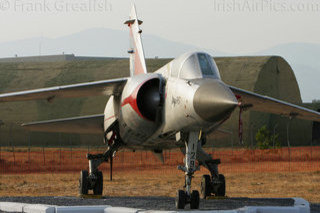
200, 175, 211, 199
190, 190, 200, 209
79, 170, 89, 195
93, 171, 103, 195
175, 190, 186, 209
217, 174, 226, 196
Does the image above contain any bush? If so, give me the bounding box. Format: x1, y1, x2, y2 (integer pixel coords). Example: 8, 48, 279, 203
255, 125, 280, 149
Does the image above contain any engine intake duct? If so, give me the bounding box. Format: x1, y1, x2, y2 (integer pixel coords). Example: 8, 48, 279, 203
136, 78, 162, 121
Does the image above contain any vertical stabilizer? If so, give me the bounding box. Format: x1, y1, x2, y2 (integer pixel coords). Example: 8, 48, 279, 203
124, 4, 148, 76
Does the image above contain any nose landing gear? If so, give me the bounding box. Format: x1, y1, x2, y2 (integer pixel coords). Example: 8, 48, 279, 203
175, 132, 201, 209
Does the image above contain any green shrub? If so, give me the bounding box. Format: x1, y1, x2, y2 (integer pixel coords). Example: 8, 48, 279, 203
255, 125, 280, 149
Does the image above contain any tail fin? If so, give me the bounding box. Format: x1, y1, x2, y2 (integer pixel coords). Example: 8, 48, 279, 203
124, 4, 147, 76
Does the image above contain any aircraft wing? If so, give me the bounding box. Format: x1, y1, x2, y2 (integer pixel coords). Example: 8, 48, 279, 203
22, 114, 104, 134
229, 85, 320, 122
0, 78, 127, 102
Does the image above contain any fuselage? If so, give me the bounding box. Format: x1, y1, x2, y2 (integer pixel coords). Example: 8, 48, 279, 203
104, 52, 238, 149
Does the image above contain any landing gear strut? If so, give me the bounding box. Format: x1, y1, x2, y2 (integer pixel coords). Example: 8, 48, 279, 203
176, 132, 200, 209
79, 131, 122, 196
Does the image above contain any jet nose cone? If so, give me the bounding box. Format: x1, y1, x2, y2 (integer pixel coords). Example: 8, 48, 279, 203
193, 80, 238, 122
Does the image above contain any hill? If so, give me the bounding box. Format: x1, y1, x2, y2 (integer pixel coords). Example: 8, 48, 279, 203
0, 28, 226, 59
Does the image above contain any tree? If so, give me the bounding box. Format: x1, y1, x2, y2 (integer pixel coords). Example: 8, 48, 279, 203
255, 125, 280, 149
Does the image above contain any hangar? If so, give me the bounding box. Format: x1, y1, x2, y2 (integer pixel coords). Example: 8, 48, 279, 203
0, 54, 315, 147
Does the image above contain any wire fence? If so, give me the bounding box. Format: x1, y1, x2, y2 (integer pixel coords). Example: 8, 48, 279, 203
0, 145, 319, 174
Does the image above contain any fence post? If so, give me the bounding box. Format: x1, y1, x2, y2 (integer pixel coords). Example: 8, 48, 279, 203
0, 120, 3, 165
0, 120, 3, 161
12, 144, 15, 166
250, 123, 253, 149
231, 131, 234, 156
28, 133, 31, 172
9, 124, 16, 166
59, 133, 62, 166
286, 119, 291, 172
310, 140, 313, 161
42, 145, 45, 166
273, 124, 278, 149
0, 136, 1, 162
70, 136, 72, 160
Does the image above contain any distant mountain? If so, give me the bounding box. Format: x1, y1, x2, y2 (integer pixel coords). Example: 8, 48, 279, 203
255, 43, 320, 102
0, 28, 226, 59
0, 29, 319, 102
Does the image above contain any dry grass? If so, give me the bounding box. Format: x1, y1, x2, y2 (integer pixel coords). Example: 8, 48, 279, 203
1, 147, 319, 173
0, 170, 319, 203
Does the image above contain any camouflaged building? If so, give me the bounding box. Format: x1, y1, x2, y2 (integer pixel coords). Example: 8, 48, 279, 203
0, 55, 318, 147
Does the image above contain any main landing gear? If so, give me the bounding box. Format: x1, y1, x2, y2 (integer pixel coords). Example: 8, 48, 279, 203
197, 151, 225, 199
200, 171, 226, 199
79, 131, 122, 196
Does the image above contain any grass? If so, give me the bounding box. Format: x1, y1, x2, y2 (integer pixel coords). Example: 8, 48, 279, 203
0, 170, 319, 203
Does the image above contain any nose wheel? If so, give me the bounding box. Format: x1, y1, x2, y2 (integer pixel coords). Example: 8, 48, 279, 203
175, 190, 186, 209
176, 131, 201, 209
176, 189, 200, 209
79, 170, 89, 195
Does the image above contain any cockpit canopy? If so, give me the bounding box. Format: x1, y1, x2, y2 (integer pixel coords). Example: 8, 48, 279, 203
171, 52, 221, 80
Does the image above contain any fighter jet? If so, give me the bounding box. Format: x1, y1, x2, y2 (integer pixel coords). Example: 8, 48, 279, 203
1, 5, 320, 209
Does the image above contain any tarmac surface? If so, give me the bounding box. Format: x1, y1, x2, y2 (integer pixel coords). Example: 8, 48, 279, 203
0, 196, 319, 212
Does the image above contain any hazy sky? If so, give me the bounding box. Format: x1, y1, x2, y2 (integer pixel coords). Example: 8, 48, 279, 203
0, 0, 320, 54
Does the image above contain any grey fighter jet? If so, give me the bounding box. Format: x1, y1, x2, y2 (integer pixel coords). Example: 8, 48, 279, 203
1, 5, 320, 209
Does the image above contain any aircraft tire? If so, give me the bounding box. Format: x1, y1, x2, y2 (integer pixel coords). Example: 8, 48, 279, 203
190, 190, 200, 209
216, 174, 226, 196
79, 170, 89, 195
93, 171, 103, 195
200, 175, 211, 199
175, 190, 186, 209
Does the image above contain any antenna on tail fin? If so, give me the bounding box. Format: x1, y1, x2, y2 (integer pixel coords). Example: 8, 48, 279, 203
124, 4, 148, 76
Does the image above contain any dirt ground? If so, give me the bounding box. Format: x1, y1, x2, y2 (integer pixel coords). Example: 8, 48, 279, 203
0, 169, 319, 203
1, 147, 319, 204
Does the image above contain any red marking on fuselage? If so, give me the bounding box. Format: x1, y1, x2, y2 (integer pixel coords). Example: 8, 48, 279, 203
121, 77, 160, 121
121, 82, 145, 119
